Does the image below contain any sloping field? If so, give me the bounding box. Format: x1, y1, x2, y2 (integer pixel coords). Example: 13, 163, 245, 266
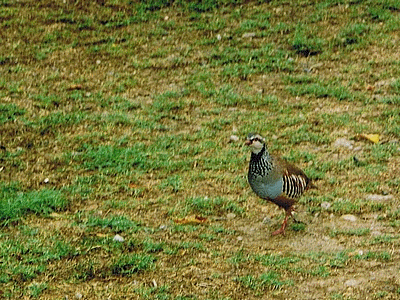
1, 0, 400, 299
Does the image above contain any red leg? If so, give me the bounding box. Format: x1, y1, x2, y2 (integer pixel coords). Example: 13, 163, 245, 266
271, 208, 293, 236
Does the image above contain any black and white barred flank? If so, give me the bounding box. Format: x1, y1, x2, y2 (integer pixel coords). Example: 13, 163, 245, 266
282, 173, 308, 198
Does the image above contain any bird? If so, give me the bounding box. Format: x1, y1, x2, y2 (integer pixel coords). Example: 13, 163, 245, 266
245, 133, 314, 235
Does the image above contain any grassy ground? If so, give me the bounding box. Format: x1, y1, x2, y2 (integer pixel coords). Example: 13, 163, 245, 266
1, 0, 400, 299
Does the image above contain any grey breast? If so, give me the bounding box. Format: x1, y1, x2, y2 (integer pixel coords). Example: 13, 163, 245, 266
249, 172, 283, 200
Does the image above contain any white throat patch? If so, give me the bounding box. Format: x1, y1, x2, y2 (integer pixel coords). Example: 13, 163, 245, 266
250, 141, 264, 154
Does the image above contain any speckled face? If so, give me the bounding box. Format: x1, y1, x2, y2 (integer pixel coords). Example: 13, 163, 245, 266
245, 133, 265, 154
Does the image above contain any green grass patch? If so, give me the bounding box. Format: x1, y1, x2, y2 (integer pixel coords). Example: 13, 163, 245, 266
82, 215, 140, 233
183, 196, 244, 216
336, 23, 370, 47
0, 103, 26, 123
28, 282, 48, 298
134, 284, 172, 300
355, 251, 391, 261
285, 77, 356, 101
67, 137, 197, 175
235, 271, 292, 291
291, 24, 325, 56
209, 44, 294, 79
111, 253, 156, 275
0, 230, 77, 283
330, 228, 370, 237
0, 183, 68, 226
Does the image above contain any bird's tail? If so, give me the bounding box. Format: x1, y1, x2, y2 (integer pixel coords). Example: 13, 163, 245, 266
307, 181, 318, 190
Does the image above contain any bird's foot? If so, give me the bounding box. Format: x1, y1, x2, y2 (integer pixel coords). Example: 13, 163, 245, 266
271, 220, 288, 236
271, 227, 286, 236
271, 211, 290, 236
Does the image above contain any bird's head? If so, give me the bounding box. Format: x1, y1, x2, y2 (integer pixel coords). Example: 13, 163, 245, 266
245, 133, 266, 154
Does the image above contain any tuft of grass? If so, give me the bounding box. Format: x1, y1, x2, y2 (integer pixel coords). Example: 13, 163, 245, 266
0, 231, 77, 283
134, 284, 172, 300
67, 139, 195, 175
159, 175, 182, 193
0, 103, 26, 124
291, 24, 324, 56
83, 215, 140, 233
111, 253, 156, 275
286, 79, 356, 101
235, 271, 291, 291
211, 45, 294, 79
355, 251, 391, 261
330, 228, 370, 237
336, 23, 369, 47
0, 183, 68, 226
177, 0, 242, 13
329, 251, 349, 268
291, 222, 306, 232
367, 7, 392, 22
31, 93, 62, 109
28, 282, 48, 298
164, 240, 205, 255
152, 90, 188, 113
254, 253, 300, 267
141, 238, 165, 253
183, 196, 244, 216
35, 111, 88, 135
229, 250, 250, 265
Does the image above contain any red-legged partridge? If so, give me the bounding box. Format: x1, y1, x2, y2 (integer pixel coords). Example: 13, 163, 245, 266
245, 133, 314, 235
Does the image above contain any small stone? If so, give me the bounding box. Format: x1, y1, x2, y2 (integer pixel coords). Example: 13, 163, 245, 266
229, 135, 239, 143
341, 214, 357, 222
113, 234, 125, 242
242, 32, 256, 38
159, 225, 167, 230
227, 213, 236, 219
333, 138, 354, 150
75, 293, 83, 300
344, 279, 360, 287
375, 78, 395, 88
262, 216, 272, 224
371, 230, 382, 236
365, 194, 394, 202
321, 202, 331, 210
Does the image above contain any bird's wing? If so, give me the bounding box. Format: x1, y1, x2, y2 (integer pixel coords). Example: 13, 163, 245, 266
275, 157, 311, 198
